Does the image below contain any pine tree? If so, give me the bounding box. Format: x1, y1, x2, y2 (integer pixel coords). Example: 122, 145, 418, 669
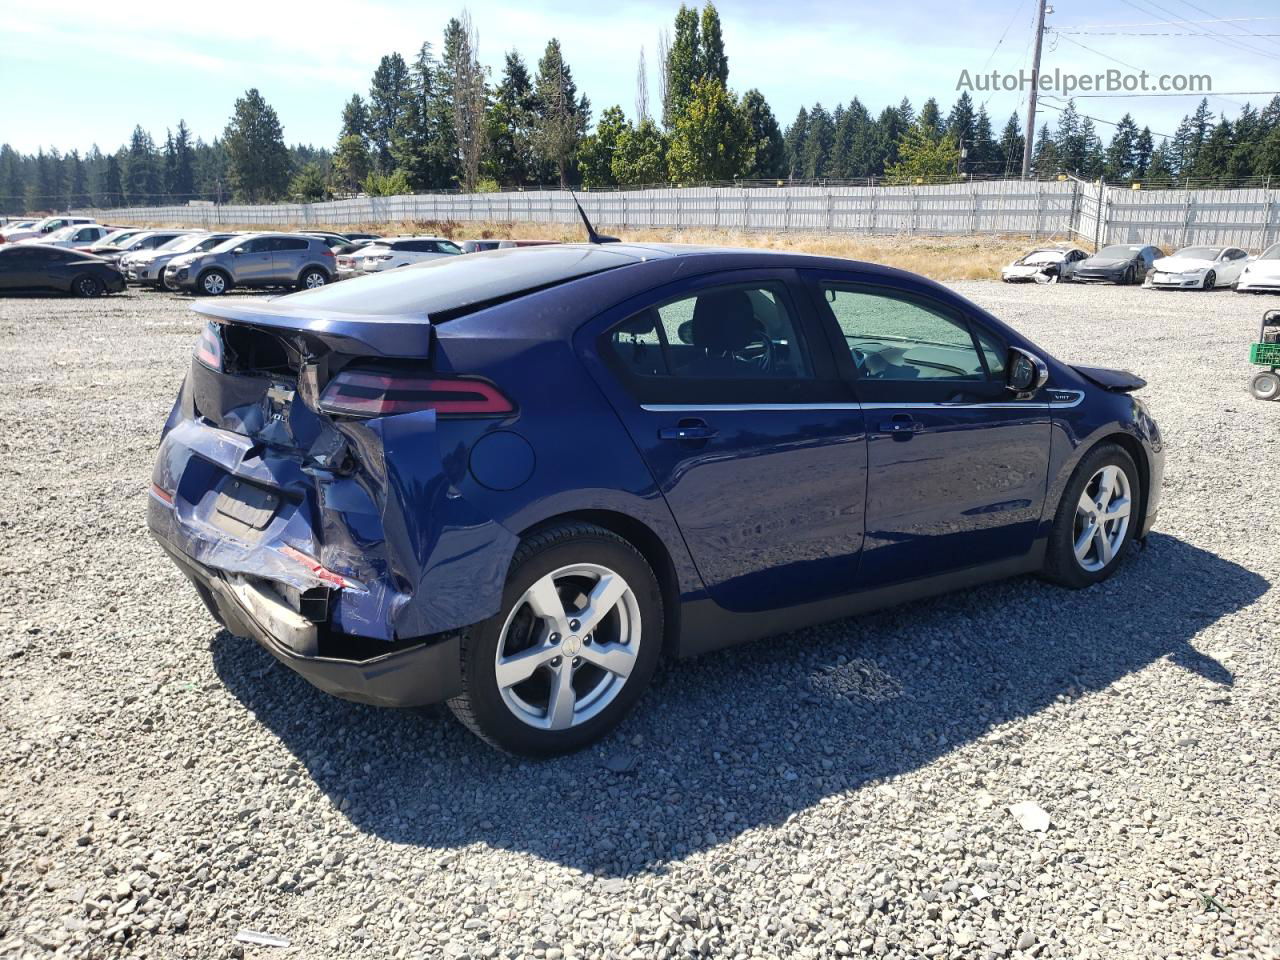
103, 153, 124, 206
340, 94, 370, 140
486, 51, 538, 186
872, 105, 909, 175
223, 88, 291, 202
1191, 118, 1232, 181
945, 93, 976, 155
442, 14, 489, 192
1032, 122, 1058, 175
1133, 127, 1154, 179
532, 39, 590, 186
162, 130, 177, 199
782, 107, 808, 179
663, 5, 700, 127
1103, 114, 1139, 181
738, 89, 784, 179
699, 3, 728, 86
917, 98, 944, 142
368, 53, 411, 173
969, 106, 996, 177
68, 149, 90, 207
801, 104, 834, 179
124, 126, 160, 205
996, 112, 1024, 176
173, 121, 196, 198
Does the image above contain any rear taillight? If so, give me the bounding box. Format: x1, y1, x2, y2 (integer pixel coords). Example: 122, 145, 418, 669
322, 249, 335, 258
194, 322, 223, 371
318, 370, 514, 418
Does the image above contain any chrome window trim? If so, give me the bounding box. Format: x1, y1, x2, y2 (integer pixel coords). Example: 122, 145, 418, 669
640, 391, 1084, 414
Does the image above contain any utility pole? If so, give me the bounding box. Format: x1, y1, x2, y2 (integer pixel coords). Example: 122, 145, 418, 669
1021, 0, 1048, 179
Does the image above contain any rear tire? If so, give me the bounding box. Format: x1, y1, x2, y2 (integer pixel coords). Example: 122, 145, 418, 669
447, 522, 663, 756
197, 269, 230, 296
297, 267, 328, 290
1250, 370, 1280, 401
72, 274, 103, 298
1042, 443, 1141, 589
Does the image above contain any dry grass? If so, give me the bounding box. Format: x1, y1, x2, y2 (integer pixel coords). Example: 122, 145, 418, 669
148, 218, 1091, 282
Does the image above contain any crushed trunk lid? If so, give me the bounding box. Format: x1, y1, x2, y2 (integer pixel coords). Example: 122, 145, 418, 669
193, 299, 432, 358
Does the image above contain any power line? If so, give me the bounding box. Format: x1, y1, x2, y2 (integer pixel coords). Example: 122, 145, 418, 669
1048, 30, 1248, 111
1056, 29, 1280, 37
1065, 91, 1280, 98
1040, 97, 1176, 139
1065, 16, 1280, 29
1171, 0, 1280, 51
1118, 0, 1280, 61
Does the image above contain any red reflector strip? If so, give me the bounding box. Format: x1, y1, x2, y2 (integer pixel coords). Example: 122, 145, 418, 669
149, 482, 174, 505
279, 545, 347, 588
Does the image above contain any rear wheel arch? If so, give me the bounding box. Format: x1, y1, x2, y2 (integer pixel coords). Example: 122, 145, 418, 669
518, 510, 681, 657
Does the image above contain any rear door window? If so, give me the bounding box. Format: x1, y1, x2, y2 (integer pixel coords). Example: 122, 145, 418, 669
601, 278, 843, 405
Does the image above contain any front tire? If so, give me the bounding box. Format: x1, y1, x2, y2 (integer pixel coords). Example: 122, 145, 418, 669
1122, 265, 1135, 285
72, 274, 103, 298
1203, 270, 1216, 290
1250, 370, 1280, 401
1043, 443, 1140, 588
197, 269, 230, 296
447, 523, 663, 756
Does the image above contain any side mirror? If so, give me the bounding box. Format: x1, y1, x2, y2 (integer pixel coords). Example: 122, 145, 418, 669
231, 247, 245, 256
1006, 347, 1049, 395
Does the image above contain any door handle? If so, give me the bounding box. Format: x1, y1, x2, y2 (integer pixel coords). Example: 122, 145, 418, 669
877, 419, 923, 434
659, 418, 718, 441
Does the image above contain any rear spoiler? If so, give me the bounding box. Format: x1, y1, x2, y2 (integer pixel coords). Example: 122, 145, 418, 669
1071, 364, 1146, 393
193, 300, 432, 359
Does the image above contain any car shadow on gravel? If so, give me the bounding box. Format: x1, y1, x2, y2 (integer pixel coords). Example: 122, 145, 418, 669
211, 532, 1265, 877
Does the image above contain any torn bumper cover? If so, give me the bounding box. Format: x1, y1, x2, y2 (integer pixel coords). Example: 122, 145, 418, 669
147, 378, 519, 707
158, 539, 464, 707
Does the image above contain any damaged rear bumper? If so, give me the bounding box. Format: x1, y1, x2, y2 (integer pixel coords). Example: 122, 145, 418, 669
157, 537, 463, 707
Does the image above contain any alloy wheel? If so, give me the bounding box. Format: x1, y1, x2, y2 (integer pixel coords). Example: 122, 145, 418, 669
494, 563, 641, 731
203, 272, 226, 295
1072, 465, 1132, 572
303, 271, 326, 289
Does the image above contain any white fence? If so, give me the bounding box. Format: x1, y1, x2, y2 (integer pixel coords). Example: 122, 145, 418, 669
78, 180, 1280, 249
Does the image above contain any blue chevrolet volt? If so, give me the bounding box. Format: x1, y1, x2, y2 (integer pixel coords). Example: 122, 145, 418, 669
149, 242, 1163, 755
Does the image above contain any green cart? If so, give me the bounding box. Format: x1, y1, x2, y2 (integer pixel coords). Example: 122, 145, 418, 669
1251, 310, 1280, 401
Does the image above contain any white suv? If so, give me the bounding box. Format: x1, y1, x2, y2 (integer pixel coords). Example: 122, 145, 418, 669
350, 236, 462, 274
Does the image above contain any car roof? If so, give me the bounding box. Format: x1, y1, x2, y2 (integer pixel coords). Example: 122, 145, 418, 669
282, 241, 956, 323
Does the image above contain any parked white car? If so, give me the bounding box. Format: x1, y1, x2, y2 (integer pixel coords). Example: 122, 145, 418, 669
18, 223, 112, 249
1, 215, 98, 243
1236, 242, 1280, 294
1149, 246, 1250, 290
1000, 247, 1088, 283
351, 236, 462, 274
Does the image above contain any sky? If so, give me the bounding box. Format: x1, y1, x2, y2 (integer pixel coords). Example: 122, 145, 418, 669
3, 0, 1279, 156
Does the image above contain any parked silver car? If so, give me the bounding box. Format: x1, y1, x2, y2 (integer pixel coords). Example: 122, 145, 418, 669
164, 233, 336, 295
97, 229, 198, 267
123, 232, 239, 288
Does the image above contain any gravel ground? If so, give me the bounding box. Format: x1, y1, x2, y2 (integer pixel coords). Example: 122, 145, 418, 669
1, 281, 1277, 960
